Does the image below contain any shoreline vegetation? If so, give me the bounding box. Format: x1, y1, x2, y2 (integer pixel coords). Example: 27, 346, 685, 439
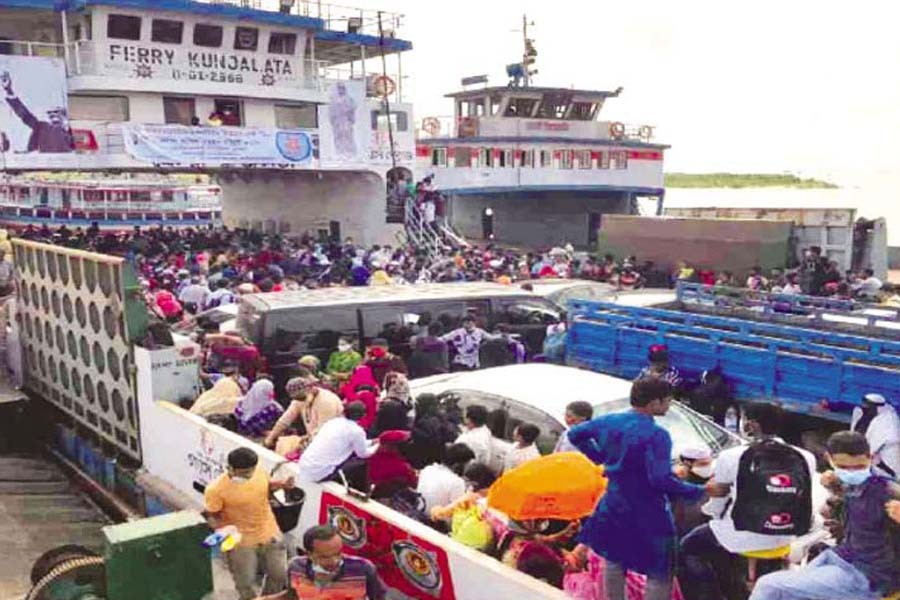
665, 173, 839, 189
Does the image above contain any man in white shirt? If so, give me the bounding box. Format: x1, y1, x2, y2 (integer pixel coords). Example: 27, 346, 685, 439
554, 401, 593, 454
851, 393, 900, 480
454, 405, 493, 466
178, 276, 211, 313
853, 268, 883, 298
417, 443, 475, 513
441, 316, 498, 371
296, 402, 378, 483
503, 423, 541, 472
678, 402, 817, 600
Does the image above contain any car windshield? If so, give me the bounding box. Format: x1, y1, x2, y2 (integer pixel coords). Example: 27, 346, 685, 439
592, 398, 738, 456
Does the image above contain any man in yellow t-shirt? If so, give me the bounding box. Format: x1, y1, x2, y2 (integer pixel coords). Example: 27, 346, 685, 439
204, 447, 295, 600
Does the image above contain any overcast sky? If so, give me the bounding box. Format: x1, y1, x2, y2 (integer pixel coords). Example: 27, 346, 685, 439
325, 0, 898, 184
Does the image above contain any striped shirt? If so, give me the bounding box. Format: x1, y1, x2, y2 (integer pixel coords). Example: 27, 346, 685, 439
287, 556, 385, 600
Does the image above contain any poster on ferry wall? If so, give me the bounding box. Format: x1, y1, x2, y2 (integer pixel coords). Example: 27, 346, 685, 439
121, 124, 318, 167
0, 56, 73, 154
317, 79, 369, 166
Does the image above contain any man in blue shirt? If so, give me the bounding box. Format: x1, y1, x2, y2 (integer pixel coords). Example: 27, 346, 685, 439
568, 377, 707, 600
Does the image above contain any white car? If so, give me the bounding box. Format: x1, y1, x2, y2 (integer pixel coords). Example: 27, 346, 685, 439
409, 363, 741, 457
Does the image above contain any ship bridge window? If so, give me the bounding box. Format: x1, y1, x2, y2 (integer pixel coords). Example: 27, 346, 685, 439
275, 103, 317, 128
462, 100, 485, 117
164, 97, 196, 125
107, 14, 142, 41
371, 110, 408, 132
537, 92, 573, 119
269, 32, 297, 55
151, 19, 184, 44
234, 27, 259, 51
69, 95, 129, 121
193, 24, 223, 48
505, 98, 537, 118
570, 102, 597, 121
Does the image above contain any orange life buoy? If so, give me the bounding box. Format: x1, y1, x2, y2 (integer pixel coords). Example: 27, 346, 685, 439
372, 75, 396, 98
609, 122, 626, 139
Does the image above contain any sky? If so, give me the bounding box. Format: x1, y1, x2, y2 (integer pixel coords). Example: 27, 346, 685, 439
328, 0, 900, 186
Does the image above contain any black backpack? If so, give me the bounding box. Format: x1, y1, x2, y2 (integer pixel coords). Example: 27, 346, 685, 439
731, 439, 812, 536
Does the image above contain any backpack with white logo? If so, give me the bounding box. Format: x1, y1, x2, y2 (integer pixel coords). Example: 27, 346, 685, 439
731, 439, 812, 535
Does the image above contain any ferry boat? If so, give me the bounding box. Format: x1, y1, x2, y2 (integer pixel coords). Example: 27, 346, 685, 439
415, 20, 668, 249
0, 175, 222, 230
0, 0, 414, 245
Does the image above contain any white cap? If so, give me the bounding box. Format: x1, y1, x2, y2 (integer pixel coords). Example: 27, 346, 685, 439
679, 447, 712, 461
864, 393, 887, 405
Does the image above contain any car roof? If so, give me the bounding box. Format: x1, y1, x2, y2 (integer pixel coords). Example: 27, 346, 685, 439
528, 279, 612, 297
410, 364, 634, 423
245, 282, 536, 311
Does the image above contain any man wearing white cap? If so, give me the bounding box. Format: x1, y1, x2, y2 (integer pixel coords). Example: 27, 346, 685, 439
851, 393, 900, 480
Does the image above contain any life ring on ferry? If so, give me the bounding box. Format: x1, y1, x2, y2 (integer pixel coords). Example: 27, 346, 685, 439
422, 117, 442, 136
609, 122, 626, 139
639, 125, 654, 140
372, 75, 396, 98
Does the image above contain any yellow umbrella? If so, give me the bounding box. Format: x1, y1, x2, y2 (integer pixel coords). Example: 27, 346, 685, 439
487, 452, 607, 521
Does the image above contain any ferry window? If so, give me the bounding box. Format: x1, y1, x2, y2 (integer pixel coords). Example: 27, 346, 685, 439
454, 147, 472, 167
107, 14, 142, 41
505, 98, 537, 117
151, 19, 183, 44
598, 151, 610, 169
163, 97, 196, 126
68, 95, 129, 121
234, 27, 259, 51
498, 149, 513, 168
521, 149, 535, 167
431, 148, 447, 167
576, 150, 592, 169
193, 24, 223, 48
539, 150, 552, 167
275, 104, 317, 128
268, 32, 297, 55
479, 148, 494, 167
464, 100, 485, 117
537, 92, 573, 119
610, 150, 628, 169
570, 102, 596, 120
213, 99, 242, 126
559, 150, 574, 169
370, 111, 408, 132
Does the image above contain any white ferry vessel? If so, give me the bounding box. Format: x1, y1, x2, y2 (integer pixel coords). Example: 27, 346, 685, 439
415, 23, 668, 248
0, 0, 414, 244
0, 175, 222, 230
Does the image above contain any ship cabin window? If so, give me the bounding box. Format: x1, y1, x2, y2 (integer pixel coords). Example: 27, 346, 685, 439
505, 98, 537, 118
371, 110, 408, 132
521, 149, 535, 167
454, 147, 472, 167
461, 99, 486, 118
84, 190, 104, 203
570, 102, 597, 121
160, 190, 174, 202
107, 14, 142, 41
490, 96, 503, 115
68, 95, 129, 121
151, 19, 184, 44
537, 92, 573, 119
234, 27, 259, 51
598, 151, 610, 169
163, 97, 196, 125
431, 148, 447, 167
498, 149, 513, 168
610, 150, 628, 169
269, 32, 297, 55
194, 24, 223, 48
275, 103, 317, 128
212, 99, 242, 126
479, 148, 494, 168
576, 150, 592, 169
559, 150, 574, 169
132, 190, 152, 204
539, 150, 552, 168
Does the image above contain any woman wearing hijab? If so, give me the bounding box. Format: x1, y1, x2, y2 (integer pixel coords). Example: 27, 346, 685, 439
340, 365, 380, 431
409, 393, 459, 469
368, 430, 418, 499
233, 378, 283, 438
370, 372, 412, 437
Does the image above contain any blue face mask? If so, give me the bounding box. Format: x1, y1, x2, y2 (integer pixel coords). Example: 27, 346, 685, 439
834, 467, 871, 487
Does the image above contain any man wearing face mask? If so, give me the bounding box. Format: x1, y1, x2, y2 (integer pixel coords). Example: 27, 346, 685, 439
259, 524, 386, 600
325, 337, 362, 382
850, 393, 900, 481
750, 431, 900, 600
203, 447, 295, 600
441, 315, 499, 371
678, 403, 817, 600
673, 447, 714, 536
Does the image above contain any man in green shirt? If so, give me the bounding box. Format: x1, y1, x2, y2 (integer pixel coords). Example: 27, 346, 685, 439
326, 337, 362, 382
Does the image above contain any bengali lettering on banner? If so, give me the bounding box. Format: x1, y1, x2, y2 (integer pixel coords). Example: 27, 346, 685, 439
0, 56, 73, 154
121, 124, 318, 167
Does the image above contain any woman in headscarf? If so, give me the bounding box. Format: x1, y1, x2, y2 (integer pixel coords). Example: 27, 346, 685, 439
370, 372, 412, 437
339, 365, 380, 431
233, 378, 283, 438
189, 363, 244, 417
409, 393, 458, 469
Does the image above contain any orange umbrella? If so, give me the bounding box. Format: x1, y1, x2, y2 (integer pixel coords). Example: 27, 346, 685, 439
487, 452, 607, 521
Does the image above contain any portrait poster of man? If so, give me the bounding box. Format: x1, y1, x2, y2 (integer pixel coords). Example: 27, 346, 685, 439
318, 79, 367, 165
0, 56, 73, 154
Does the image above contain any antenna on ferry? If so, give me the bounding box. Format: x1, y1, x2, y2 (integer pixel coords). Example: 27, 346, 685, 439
522, 14, 537, 87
